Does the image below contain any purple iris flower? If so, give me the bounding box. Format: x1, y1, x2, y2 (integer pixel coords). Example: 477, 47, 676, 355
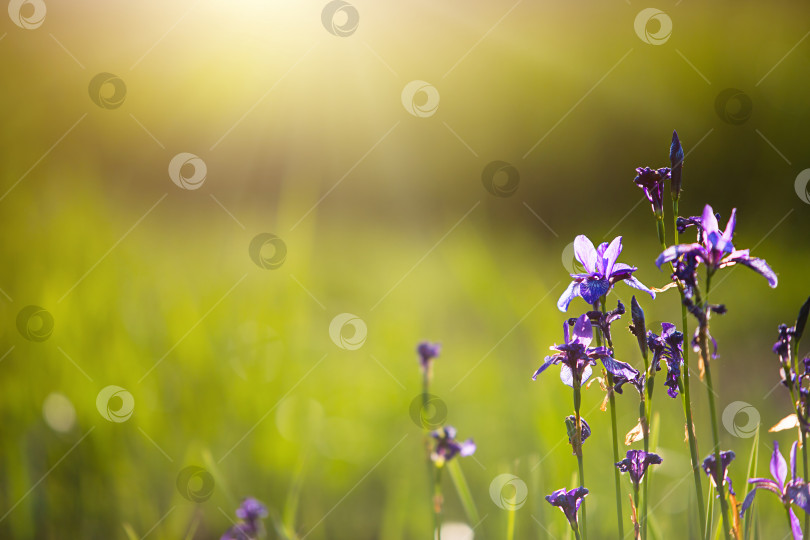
634, 167, 671, 217
546, 487, 589, 530
656, 204, 778, 287
558, 235, 655, 312
417, 342, 441, 373
647, 323, 684, 399
574, 300, 625, 348
741, 441, 810, 540
430, 425, 475, 467
616, 450, 663, 489
532, 314, 638, 388
221, 498, 268, 540
702, 450, 736, 496
774, 324, 794, 360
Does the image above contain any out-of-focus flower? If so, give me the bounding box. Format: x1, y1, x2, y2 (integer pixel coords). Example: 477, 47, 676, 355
417, 342, 441, 373
702, 450, 736, 496
221, 498, 268, 540
430, 425, 475, 467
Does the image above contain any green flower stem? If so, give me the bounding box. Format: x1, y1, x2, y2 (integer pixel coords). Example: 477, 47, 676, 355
423, 371, 439, 539
634, 483, 642, 540
668, 202, 708, 540
701, 273, 733, 540
783, 343, 809, 538
434, 467, 443, 540
573, 523, 582, 540
573, 381, 587, 540
596, 297, 624, 540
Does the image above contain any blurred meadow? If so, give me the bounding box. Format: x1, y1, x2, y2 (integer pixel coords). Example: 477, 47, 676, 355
1, 0, 810, 538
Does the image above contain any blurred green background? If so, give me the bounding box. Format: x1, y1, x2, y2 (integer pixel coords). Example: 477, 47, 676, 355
2, 0, 810, 538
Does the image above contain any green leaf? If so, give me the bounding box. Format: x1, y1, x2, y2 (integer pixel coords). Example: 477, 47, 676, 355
122, 523, 139, 540
795, 296, 810, 348
281, 457, 307, 540
705, 485, 715, 540
447, 459, 480, 526
742, 424, 760, 540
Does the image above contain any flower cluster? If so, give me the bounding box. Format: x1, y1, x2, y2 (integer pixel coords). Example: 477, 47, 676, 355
221, 498, 268, 540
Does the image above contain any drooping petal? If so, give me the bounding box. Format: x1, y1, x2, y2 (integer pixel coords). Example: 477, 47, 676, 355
557, 281, 581, 312
579, 279, 610, 305
602, 236, 623, 277
740, 489, 757, 517
601, 357, 639, 382
459, 439, 476, 457
655, 243, 703, 269
621, 275, 656, 299
574, 235, 598, 274
772, 441, 788, 491
532, 355, 559, 380
736, 256, 778, 288
790, 508, 803, 540
581, 364, 593, 386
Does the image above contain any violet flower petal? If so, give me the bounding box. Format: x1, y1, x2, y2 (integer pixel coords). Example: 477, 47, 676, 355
574, 235, 598, 274
772, 441, 788, 491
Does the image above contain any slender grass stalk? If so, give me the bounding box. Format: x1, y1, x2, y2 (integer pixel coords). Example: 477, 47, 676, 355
701, 272, 733, 540
434, 467, 443, 540
742, 425, 760, 540
507, 502, 516, 540
596, 297, 624, 539
422, 370, 440, 539
446, 459, 480, 526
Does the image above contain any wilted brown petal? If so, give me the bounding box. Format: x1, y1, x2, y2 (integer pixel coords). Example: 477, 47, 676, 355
769, 414, 799, 433
625, 419, 645, 445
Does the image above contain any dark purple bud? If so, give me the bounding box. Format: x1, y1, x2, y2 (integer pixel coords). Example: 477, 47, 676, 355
670, 130, 684, 199
634, 167, 671, 217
